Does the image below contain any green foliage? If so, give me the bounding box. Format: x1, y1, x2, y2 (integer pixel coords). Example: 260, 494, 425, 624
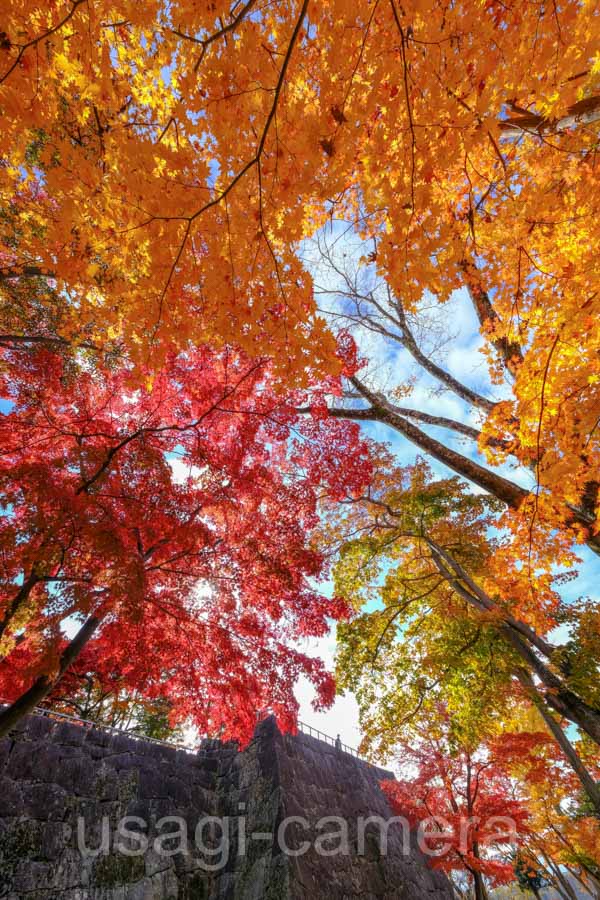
513, 853, 545, 894
552, 600, 600, 710
329, 461, 518, 755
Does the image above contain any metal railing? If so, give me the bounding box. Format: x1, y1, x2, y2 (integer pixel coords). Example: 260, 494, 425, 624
297, 720, 361, 758
3, 703, 195, 753
2, 702, 363, 759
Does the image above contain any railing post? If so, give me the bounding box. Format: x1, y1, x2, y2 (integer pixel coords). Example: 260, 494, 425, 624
280, 718, 363, 760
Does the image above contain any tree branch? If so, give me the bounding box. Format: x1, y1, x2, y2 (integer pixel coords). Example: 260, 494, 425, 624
350, 376, 528, 508
326, 402, 484, 442
460, 258, 523, 376
499, 94, 600, 135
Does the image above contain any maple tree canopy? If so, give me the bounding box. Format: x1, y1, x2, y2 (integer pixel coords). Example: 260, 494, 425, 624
382, 706, 599, 899
1, 0, 598, 542
1, 6, 599, 875
381, 709, 533, 892
0, 343, 370, 741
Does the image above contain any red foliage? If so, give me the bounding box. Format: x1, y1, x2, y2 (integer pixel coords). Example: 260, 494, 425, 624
382, 725, 531, 887
0, 344, 371, 742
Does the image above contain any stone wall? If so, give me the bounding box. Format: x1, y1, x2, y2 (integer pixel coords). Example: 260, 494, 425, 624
0, 713, 453, 899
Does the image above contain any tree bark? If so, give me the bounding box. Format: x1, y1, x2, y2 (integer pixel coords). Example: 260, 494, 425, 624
327, 403, 484, 442
503, 629, 600, 748
516, 671, 600, 815
0, 571, 41, 641
567, 866, 600, 899
471, 867, 489, 900
460, 259, 523, 377
350, 377, 528, 507
540, 853, 581, 900
426, 539, 556, 658
348, 376, 600, 556
0, 265, 55, 281
499, 94, 600, 135
392, 305, 496, 412
426, 541, 600, 747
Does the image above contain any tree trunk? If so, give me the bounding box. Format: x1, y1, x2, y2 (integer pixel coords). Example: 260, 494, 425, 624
426, 540, 600, 747
540, 851, 580, 900
502, 628, 600, 748
577, 866, 600, 897
327, 403, 484, 442
0, 616, 101, 739
0, 571, 41, 641
394, 313, 496, 412
348, 377, 600, 556
516, 671, 600, 814
450, 878, 467, 899
471, 869, 488, 900
567, 866, 600, 899
350, 377, 528, 507
426, 539, 556, 657
460, 259, 523, 377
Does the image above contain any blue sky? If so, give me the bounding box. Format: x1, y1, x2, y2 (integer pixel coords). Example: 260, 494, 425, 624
2, 230, 597, 753
295, 224, 600, 750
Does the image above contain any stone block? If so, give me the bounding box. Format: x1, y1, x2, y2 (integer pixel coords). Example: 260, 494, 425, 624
21, 782, 68, 821
0, 715, 453, 899
0, 778, 22, 817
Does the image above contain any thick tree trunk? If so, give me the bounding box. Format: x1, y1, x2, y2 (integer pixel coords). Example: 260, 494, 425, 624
426, 541, 600, 747
460, 259, 523, 377
0, 616, 101, 739
471, 867, 488, 900
350, 377, 528, 507
503, 629, 600, 748
348, 377, 600, 556
516, 671, 600, 815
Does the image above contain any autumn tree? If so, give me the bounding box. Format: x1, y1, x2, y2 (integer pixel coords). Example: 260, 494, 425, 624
513, 853, 546, 899
0, 340, 370, 741
303, 228, 600, 559
327, 459, 600, 809
380, 707, 531, 900
37, 641, 186, 742
1, 0, 598, 396
1, 0, 598, 818
496, 723, 600, 898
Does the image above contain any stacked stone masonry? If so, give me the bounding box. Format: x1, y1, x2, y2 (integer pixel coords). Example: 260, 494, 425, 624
0, 713, 453, 899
